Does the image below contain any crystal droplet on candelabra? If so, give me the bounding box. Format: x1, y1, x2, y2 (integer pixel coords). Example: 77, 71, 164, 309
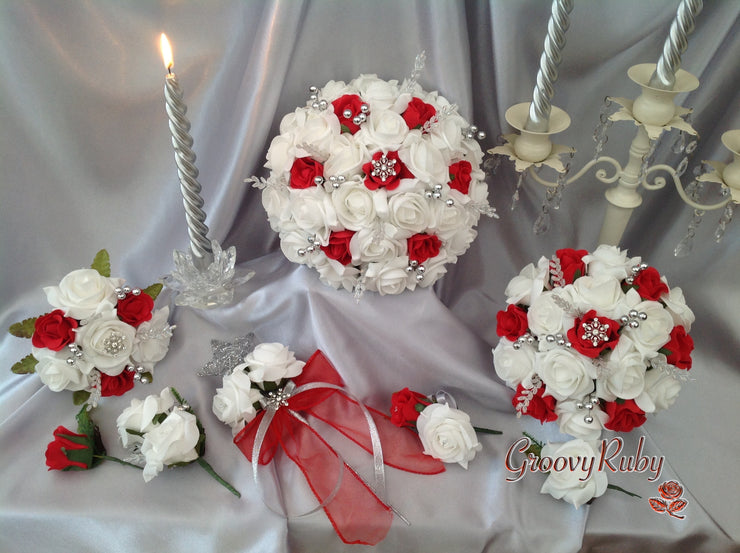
511, 172, 524, 211
533, 209, 551, 235
676, 156, 689, 177
671, 132, 687, 154
592, 97, 614, 161
714, 202, 734, 243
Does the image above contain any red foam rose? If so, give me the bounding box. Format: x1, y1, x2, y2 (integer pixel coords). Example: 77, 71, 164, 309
390, 387, 432, 428
633, 267, 669, 301
100, 371, 136, 397
45, 426, 90, 471
567, 309, 621, 358
662, 326, 694, 369
32, 310, 78, 351
603, 399, 646, 432
362, 150, 413, 191
116, 293, 154, 327
320, 230, 356, 266
496, 304, 529, 341
407, 233, 442, 264
448, 160, 472, 194
555, 248, 588, 284
512, 383, 558, 424
332, 94, 364, 134
289, 157, 324, 189
401, 97, 437, 130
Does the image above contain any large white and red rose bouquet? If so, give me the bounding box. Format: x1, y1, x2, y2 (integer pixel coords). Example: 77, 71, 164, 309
251, 72, 495, 295
492, 245, 695, 440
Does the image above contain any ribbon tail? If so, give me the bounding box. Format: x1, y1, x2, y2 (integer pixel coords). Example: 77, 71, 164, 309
308, 392, 445, 475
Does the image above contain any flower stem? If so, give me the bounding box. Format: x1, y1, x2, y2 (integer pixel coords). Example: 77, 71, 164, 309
473, 426, 502, 435
93, 454, 143, 470
196, 457, 241, 498
607, 483, 641, 499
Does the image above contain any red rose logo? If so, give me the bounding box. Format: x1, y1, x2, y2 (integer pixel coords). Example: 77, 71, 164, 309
390, 387, 431, 428
567, 310, 621, 358
331, 94, 364, 134
633, 267, 669, 301
603, 399, 646, 432
45, 426, 92, 471
362, 150, 413, 191
31, 310, 78, 351
555, 248, 588, 284
650, 480, 687, 519
658, 480, 683, 500
448, 160, 472, 194
289, 157, 324, 189
116, 293, 154, 328
407, 233, 442, 264
662, 326, 694, 369
100, 371, 136, 397
512, 383, 558, 424
496, 304, 529, 341
320, 230, 355, 266
401, 97, 437, 130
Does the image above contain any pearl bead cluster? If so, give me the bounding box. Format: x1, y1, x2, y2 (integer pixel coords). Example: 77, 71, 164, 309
115, 285, 142, 300
424, 183, 455, 207
576, 393, 600, 424
307, 86, 329, 111
619, 309, 648, 329
314, 174, 347, 189
297, 235, 322, 257
624, 262, 649, 285
406, 259, 426, 282
65, 343, 85, 366
463, 125, 486, 141
126, 364, 151, 384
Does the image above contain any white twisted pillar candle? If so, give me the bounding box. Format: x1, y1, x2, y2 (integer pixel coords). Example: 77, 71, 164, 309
161, 34, 213, 267
524, 0, 574, 133
648, 0, 703, 90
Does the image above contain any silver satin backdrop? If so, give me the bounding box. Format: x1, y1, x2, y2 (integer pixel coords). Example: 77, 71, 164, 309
1, 1, 738, 552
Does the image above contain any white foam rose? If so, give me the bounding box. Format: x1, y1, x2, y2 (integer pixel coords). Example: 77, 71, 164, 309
661, 287, 695, 332
32, 347, 92, 392
44, 268, 123, 320
582, 245, 639, 280
293, 109, 339, 157
570, 274, 628, 319
313, 257, 360, 292
597, 336, 646, 400
356, 109, 408, 151
75, 312, 136, 376
324, 134, 369, 178
213, 369, 263, 436
261, 186, 293, 232
332, 182, 377, 231
349, 226, 405, 265
492, 340, 536, 389
140, 409, 200, 482
539, 439, 608, 508
505, 257, 549, 305
621, 297, 674, 359
131, 307, 173, 371
415, 253, 449, 288
242, 343, 305, 388
387, 192, 435, 235
321, 79, 352, 101
432, 201, 473, 240
351, 74, 399, 111
636, 367, 681, 413
116, 387, 176, 447
428, 116, 465, 156
536, 348, 598, 402
399, 132, 448, 185
555, 400, 607, 440
527, 290, 575, 339
416, 403, 482, 469
289, 187, 338, 243
364, 257, 415, 295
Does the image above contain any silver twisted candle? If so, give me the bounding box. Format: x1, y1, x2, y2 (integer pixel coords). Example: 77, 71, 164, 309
648, 0, 703, 90
524, 0, 574, 133
161, 34, 213, 267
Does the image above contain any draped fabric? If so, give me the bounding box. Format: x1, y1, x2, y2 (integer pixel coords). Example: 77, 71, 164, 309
0, 1, 738, 552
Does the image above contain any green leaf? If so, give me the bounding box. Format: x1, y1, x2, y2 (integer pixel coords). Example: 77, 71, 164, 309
152, 413, 168, 425
11, 354, 38, 374
90, 249, 111, 277
607, 483, 641, 499
142, 283, 163, 301
340, 124, 352, 134
73, 390, 91, 405
9, 317, 37, 338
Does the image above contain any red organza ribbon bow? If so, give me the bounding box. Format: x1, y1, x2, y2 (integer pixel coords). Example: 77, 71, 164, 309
234, 350, 444, 545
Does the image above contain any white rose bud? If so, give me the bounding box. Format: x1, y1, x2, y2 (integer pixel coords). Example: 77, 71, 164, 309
535, 348, 597, 402
539, 439, 608, 508
116, 388, 176, 447
33, 347, 92, 392
213, 369, 263, 436
75, 313, 136, 376
140, 409, 200, 482
44, 268, 123, 320
244, 343, 305, 388
416, 403, 482, 469
131, 307, 173, 371
492, 340, 536, 389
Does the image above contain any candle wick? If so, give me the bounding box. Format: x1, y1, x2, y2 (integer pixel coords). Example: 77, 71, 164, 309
167, 67, 172, 75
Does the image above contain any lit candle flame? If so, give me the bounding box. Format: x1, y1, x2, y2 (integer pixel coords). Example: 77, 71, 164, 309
160, 33, 174, 72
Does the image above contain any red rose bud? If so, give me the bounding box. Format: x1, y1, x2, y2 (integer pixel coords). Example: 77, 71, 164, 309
116, 293, 154, 327
401, 97, 437, 130
362, 150, 413, 191
448, 160, 473, 194
331, 94, 364, 134
603, 399, 646, 432
289, 157, 324, 189
633, 267, 669, 301
45, 426, 92, 471
512, 383, 558, 424
407, 233, 442, 264
320, 230, 356, 266
31, 310, 79, 351
100, 371, 136, 397
390, 388, 432, 428
662, 326, 694, 370
555, 248, 588, 284
567, 310, 621, 358
496, 304, 529, 341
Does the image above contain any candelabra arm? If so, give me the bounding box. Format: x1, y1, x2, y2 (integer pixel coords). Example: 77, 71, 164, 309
644, 164, 731, 211
528, 156, 623, 187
